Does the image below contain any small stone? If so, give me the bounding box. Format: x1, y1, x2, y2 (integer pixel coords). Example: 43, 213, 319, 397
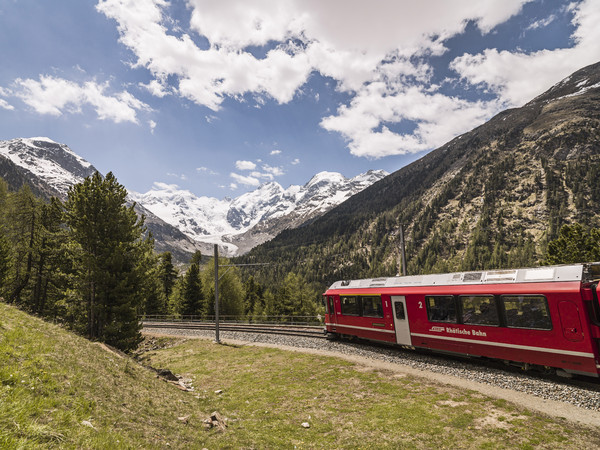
178, 415, 190, 424
301, 422, 310, 428
157, 368, 179, 382
81, 420, 96, 430
215, 389, 223, 395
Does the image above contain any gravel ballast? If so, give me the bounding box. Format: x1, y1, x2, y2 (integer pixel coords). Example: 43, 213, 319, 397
143, 326, 600, 429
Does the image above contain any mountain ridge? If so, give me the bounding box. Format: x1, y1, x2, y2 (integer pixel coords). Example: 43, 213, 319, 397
0, 137, 205, 263
235, 60, 600, 287
130, 169, 388, 255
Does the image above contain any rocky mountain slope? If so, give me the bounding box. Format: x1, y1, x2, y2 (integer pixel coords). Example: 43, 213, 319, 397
236, 61, 600, 287
0, 137, 205, 262
131, 170, 387, 255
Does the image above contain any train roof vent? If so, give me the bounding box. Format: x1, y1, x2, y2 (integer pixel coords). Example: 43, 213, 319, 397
484, 270, 517, 283
462, 272, 483, 282
523, 267, 555, 281
369, 277, 387, 287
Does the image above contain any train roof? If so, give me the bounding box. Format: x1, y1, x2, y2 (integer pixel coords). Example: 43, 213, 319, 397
327, 262, 600, 290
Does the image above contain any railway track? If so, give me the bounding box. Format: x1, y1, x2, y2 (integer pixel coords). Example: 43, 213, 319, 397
142, 321, 327, 339
142, 320, 600, 408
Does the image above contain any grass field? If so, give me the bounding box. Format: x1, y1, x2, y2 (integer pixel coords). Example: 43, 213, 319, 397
1, 302, 599, 448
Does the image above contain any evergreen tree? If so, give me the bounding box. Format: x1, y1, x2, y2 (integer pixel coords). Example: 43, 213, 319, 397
30, 198, 67, 316
158, 251, 178, 301
202, 256, 244, 317
180, 260, 204, 317
4, 186, 40, 306
64, 172, 149, 351
545, 223, 600, 265
266, 273, 320, 319
0, 226, 11, 297
141, 246, 166, 317
243, 275, 264, 317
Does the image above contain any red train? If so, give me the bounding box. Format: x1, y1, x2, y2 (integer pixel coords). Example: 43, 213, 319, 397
323, 263, 600, 378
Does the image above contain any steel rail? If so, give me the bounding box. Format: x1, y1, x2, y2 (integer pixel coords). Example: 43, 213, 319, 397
142, 321, 327, 339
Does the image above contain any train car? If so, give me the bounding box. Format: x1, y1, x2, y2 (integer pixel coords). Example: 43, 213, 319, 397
323, 263, 600, 378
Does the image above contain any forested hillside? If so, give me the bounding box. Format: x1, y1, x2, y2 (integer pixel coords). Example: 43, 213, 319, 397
235, 61, 600, 290
0, 172, 323, 347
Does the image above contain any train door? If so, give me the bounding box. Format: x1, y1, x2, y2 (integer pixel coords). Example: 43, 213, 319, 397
391, 296, 412, 345
326, 295, 337, 327
558, 301, 584, 342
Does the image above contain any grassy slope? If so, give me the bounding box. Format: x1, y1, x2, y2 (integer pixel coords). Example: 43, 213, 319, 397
2, 302, 600, 448
0, 303, 209, 448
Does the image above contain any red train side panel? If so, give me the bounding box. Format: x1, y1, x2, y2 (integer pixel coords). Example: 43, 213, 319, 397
324, 264, 600, 377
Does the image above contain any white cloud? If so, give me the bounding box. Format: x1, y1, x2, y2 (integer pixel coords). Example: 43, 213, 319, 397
270, 149, 282, 155
98, 0, 530, 105
0, 87, 14, 110
321, 83, 499, 157
451, 0, 600, 107
167, 172, 187, 180
291, 158, 300, 165
0, 98, 14, 110
97, 0, 540, 156
526, 14, 556, 31
148, 119, 157, 133
262, 164, 284, 176
197, 166, 219, 175
230, 172, 260, 187
13, 75, 150, 123
140, 79, 169, 97
235, 160, 257, 171
251, 171, 273, 180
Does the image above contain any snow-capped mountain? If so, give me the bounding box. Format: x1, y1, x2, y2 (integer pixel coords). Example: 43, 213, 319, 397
130, 169, 388, 255
0, 136, 387, 259
0, 137, 97, 198
0, 137, 205, 263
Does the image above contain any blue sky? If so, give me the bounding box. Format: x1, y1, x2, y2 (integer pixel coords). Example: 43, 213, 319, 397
1, 0, 599, 199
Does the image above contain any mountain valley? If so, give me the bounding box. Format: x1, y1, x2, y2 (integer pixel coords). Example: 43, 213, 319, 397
0, 138, 386, 260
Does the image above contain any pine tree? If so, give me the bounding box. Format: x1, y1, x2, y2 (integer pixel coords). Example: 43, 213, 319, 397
4, 185, 40, 306
64, 171, 149, 351
180, 261, 203, 317
545, 223, 600, 265
158, 251, 178, 301
243, 275, 263, 317
201, 256, 244, 317
30, 198, 66, 315
0, 226, 11, 297
141, 245, 166, 317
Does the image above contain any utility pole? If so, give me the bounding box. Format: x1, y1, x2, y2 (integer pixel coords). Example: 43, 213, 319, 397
214, 244, 220, 344
399, 224, 407, 276
212, 246, 269, 344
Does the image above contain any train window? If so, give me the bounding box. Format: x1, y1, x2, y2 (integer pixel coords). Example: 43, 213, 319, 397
340, 296, 360, 316
327, 296, 335, 315
425, 296, 457, 323
502, 295, 552, 330
460, 295, 499, 326
395, 301, 406, 320
362, 296, 384, 318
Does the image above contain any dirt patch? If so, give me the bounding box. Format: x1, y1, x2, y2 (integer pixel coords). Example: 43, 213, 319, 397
95, 342, 125, 359
474, 408, 528, 430
437, 400, 469, 408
